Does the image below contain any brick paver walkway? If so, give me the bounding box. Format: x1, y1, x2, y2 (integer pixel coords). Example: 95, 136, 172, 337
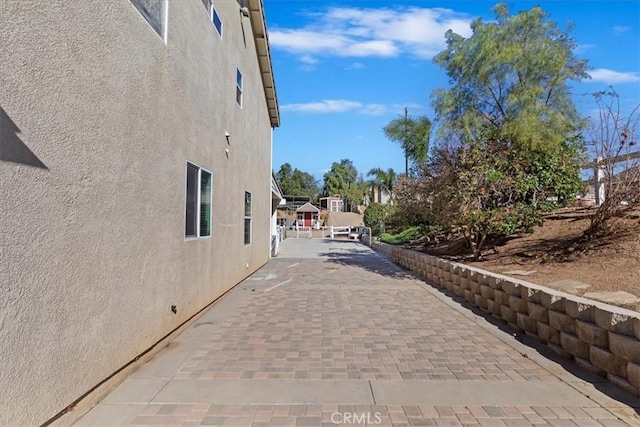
75, 240, 639, 426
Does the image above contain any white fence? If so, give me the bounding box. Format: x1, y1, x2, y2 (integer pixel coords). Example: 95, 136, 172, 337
582, 150, 640, 206
283, 225, 372, 246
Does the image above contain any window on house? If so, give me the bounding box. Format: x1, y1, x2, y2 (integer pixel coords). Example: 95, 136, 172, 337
236, 69, 243, 107
212, 7, 223, 36
201, 0, 223, 37
129, 0, 166, 39
186, 163, 212, 238
244, 191, 252, 244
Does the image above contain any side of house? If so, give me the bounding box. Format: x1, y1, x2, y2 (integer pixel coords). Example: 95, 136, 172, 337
0, 0, 278, 425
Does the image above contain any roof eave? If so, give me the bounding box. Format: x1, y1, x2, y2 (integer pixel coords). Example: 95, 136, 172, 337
248, 0, 280, 127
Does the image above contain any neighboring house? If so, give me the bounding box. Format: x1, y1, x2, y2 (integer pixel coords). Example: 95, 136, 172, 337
370, 184, 391, 205
296, 202, 320, 227
279, 195, 312, 211
0, 1, 279, 426
319, 195, 345, 212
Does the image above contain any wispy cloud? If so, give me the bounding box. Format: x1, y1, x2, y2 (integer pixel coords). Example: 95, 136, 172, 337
576, 43, 595, 53
300, 55, 319, 65
269, 6, 473, 62
613, 25, 630, 35
347, 62, 366, 70
589, 68, 640, 84
281, 99, 389, 115
360, 104, 388, 115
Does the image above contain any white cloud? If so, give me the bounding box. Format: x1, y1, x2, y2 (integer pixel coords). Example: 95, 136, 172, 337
281, 100, 362, 113
346, 62, 366, 70
613, 25, 630, 35
281, 99, 388, 115
576, 44, 595, 53
360, 104, 388, 115
300, 54, 319, 65
269, 6, 473, 61
589, 68, 640, 84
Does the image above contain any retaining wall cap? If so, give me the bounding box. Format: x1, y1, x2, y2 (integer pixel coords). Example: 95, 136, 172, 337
374, 243, 640, 321
594, 308, 637, 336
564, 300, 596, 322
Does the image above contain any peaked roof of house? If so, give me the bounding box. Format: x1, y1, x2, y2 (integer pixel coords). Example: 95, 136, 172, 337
248, 0, 279, 127
296, 202, 320, 213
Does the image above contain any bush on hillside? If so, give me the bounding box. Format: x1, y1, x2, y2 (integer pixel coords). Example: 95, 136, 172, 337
381, 226, 423, 245
363, 203, 384, 236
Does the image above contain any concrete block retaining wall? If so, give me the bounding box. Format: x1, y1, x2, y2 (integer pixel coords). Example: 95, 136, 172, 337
373, 242, 640, 396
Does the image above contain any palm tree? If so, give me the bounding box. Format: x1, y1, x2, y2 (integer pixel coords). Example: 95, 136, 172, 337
367, 167, 397, 203
383, 109, 431, 175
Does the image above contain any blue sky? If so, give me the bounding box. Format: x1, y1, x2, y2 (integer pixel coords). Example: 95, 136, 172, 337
266, 1, 640, 181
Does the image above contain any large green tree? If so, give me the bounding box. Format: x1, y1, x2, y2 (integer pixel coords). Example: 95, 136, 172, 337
383, 110, 432, 176
323, 159, 367, 210
432, 3, 588, 148
418, 3, 588, 259
322, 159, 357, 195
275, 163, 318, 198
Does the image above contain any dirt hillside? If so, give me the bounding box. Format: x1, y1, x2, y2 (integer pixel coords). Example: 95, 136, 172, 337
413, 207, 640, 312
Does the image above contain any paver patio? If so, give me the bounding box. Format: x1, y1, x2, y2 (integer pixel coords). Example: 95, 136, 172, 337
74, 239, 639, 426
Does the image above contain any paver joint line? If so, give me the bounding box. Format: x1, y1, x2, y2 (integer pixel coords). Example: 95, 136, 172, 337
72, 239, 639, 427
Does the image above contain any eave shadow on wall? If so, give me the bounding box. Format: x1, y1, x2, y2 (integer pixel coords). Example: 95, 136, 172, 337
0, 106, 48, 169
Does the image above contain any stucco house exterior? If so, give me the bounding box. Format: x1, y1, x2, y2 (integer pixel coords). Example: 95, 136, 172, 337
0, 0, 279, 425
370, 184, 392, 205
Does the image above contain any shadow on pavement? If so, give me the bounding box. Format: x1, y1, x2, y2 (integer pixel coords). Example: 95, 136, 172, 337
318, 247, 422, 280
428, 284, 640, 415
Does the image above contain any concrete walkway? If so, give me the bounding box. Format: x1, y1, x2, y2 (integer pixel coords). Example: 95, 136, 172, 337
74, 239, 639, 426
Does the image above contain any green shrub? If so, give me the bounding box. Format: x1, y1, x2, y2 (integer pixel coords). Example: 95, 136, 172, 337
380, 226, 423, 245
363, 203, 384, 236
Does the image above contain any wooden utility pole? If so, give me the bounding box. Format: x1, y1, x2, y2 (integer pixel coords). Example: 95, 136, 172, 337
404, 107, 409, 176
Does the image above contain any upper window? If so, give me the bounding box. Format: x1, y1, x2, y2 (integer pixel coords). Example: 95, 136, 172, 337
129, 0, 166, 39
202, 0, 223, 37
244, 191, 252, 244
212, 7, 223, 36
236, 69, 243, 107
186, 163, 212, 239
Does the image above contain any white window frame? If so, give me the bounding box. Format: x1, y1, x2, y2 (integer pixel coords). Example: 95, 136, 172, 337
202, 0, 223, 37
236, 68, 243, 107
244, 191, 252, 245
211, 5, 223, 37
185, 162, 212, 240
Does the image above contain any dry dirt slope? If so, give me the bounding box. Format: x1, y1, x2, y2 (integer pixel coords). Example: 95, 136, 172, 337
415, 207, 640, 312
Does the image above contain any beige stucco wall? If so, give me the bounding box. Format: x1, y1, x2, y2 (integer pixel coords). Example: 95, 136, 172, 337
0, 1, 275, 425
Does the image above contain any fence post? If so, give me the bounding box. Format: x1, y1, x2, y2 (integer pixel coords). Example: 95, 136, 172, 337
594, 157, 605, 206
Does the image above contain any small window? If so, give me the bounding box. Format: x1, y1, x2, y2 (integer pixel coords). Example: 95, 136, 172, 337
129, 0, 166, 39
244, 191, 252, 244
186, 163, 212, 239
212, 7, 223, 36
236, 69, 243, 107
202, 0, 223, 37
